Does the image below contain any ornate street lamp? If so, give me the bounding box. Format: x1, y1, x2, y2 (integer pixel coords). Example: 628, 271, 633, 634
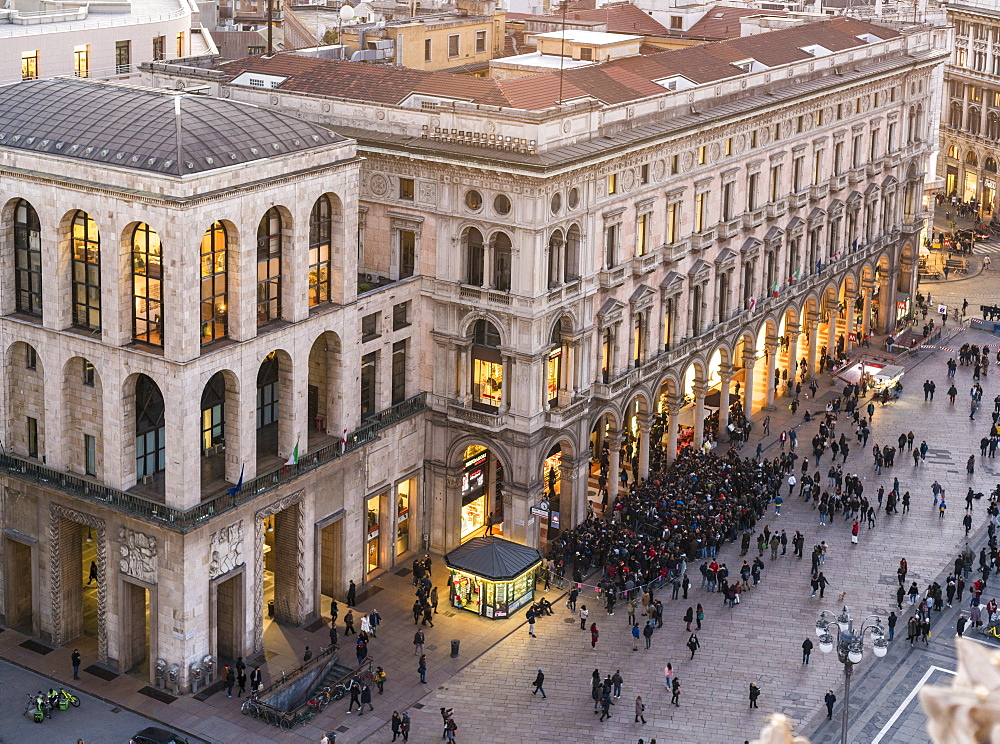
816, 606, 888, 744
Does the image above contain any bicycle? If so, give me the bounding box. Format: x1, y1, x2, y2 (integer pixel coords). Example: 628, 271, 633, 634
307, 687, 332, 712
58, 689, 81, 708
330, 681, 350, 700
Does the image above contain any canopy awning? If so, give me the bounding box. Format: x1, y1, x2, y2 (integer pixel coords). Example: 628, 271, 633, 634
445, 536, 542, 581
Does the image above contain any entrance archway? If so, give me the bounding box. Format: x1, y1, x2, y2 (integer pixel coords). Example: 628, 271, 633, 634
459, 443, 504, 542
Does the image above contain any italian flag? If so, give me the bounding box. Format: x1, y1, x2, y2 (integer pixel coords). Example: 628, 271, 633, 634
285, 438, 300, 466
771, 281, 779, 298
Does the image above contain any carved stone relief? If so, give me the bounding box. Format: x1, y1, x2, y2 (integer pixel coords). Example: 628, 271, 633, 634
119, 527, 157, 583
209, 520, 245, 580
252, 490, 306, 651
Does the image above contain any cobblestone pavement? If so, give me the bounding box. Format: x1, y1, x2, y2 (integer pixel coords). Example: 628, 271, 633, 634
382, 319, 1000, 738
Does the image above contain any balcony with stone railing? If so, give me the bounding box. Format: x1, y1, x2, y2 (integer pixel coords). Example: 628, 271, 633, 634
598, 264, 627, 289
848, 166, 866, 184
631, 251, 660, 276
0, 392, 427, 533
743, 209, 765, 230
716, 217, 741, 241
788, 190, 809, 209
690, 229, 715, 251
765, 199, 787, 220
662, 239, 689, 263
831, 173, 849, 192
809, 182, 830, 201
866, 158, 885, 177
446, 403, 507, 431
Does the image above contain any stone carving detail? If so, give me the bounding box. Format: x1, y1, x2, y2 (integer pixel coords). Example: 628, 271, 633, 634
653, 159, 666, 181
119, 527, 157, 583
209, 520, 244, 580
621, 169, 636, 192
735, 133, 748, 155
49, 504, 108, 663
750, 714, 812, 744
920, 637, 1000, 743
369, 174, 389, 197
709, 142, 722, 162
418, 182, 437, 204
253, 490, 306, 652
681, 151, 695, 172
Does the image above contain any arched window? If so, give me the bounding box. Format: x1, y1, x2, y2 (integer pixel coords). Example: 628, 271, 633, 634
464, 227, 484, 286
71, 210, 101, 330
201, 372, 226, 453
491, 232, 512, 291
717, 272, 729, 321
132, 223, 163, 347
950, 102, 963, 130
200, 222, 228, 345
948, 145, 960, 159
135, 374, 165, 479
547, 230, 564, 288
547, 321, 565, 406
565, 224, 580, 282
309, 196, 332, 307
257, 353, 280, 430
14, 199, 41, 317
989, 113, 1000, 140
601, 327, 613, 383
986, 157, 998, 173
967, 150, 980, 167
969, 108, 982, 135
471, 319, 502, 411
257, 208, 282, 325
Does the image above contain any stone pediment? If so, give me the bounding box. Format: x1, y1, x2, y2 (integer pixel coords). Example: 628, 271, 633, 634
786, 216, 805, 233
807, 207, 826, 222
741, 237, 762, 258
846, 190, 863, 205
629, 284, 656, 308
597, 297, 626, 323
714, 247, 737, 268
688, 259, 712, 281
660, 270, 685, 293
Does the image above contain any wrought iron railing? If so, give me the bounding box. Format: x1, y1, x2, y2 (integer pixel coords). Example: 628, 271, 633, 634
0, 393, 426, 533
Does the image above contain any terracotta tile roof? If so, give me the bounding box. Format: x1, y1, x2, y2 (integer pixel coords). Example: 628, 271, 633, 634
215, 17, 899, 112
686, 5, 788, 40
529, 2, 671, 36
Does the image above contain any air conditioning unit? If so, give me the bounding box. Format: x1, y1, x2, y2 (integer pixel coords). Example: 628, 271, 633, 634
364, 273, 379, 283
141, 475, 153, 485
211, 443, 226, 455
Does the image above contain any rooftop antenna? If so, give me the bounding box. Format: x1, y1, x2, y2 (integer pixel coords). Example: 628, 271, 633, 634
558, 0, 567, 105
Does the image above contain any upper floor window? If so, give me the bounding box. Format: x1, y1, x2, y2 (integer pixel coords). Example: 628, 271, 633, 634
475, 30, 486, 54
132, 222, 163, 347
73, 45, 89, 77
309, 196, 332, 307
200, 222, 228, 345
464, 227, 485, 286
21, 51, 38, 80
492, 232, 512, 291
13, 199, 41, 317
399, 178, 414, 201
471, 319, 502, 411
256, 208, 282, 326
448, 34, 459, 58
71, 210, 101, 330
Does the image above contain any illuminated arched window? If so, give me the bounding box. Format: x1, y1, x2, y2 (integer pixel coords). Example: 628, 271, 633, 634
132, 223, 163, 346
309, 196, 332, 307
471, 319, 502, 411
135, 374, 165, 478
71, 210, 101, 330
256, 208, 282, 325
200, 222, 228, 345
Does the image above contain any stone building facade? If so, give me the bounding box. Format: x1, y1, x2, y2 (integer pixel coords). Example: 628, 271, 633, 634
0, 14, 948, 691
938, 0, 1000, 211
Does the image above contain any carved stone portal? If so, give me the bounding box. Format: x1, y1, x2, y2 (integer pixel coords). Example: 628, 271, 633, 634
208, 520, 245, 580
119, 526, 157, 583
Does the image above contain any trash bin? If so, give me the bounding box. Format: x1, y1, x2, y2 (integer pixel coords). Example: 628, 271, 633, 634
450, 639, 460, 657
268, 600, 275, 618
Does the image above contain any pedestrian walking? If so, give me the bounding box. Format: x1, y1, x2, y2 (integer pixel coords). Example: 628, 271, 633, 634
237, 667, 247, 697
71, 649, 81, 680
400, 711, 410, 742
599, 691, 613, 721
527, 608, 536, 637
445, 716, 457, 742
345, 609, 356, 636
671, 678, 681, 706
225, 665, 235, 698
418, 654, 427, 684
612, 670, 623, 698
392, 711, 403, 742
303, 646, 312, 662
802, 637, 813, 664
635, 695, 647, 723
358, 683, 373, 715
580, 605, 589, 630
684, 606, 693, 631
346, 579, 357, 607
749, 682, 761, 709
375, 666, 386, 694
888, 611, 897, 641
591, 623, 600, 650
696, 603, 704, 629
532, 669, 547, 698
631, 623, 640, 651
825, 691, 837, 719
687, 632, 700, 659
413, 628, 425, 655
643, 621, 654, 650
250, 667, 262, 695
664, 662, 673, 688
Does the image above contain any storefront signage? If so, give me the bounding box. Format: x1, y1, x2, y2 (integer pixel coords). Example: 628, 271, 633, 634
530, 506, 548, 517
938, 305, 948, 315
508, 591, 532, 613
897, 301, 907, 311
848, 333, 857, 343
398, 509, 409, 523
551, 511, 560, 530
494, 609, 507, 618
368, 526, 379, 539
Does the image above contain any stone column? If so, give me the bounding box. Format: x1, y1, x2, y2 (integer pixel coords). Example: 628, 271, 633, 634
606, 429, 622, 502
808, 320, 821, 380
785, 324, 800, 390
285, 204, 310, 324
164, 384, 201, 510
164, 222, 204, 363
765, 342, 778, 410
457, 343, 470, 404
666, 401, 680, 467
692, 383, 707, 447
42, 357, 66, 471
565, 454, 590, 531
40, 213, 70, 330
861, 284, 873, 338
718, 364, 733, 432
844, 291, 857, 351
825, 307, 837, 361
102, 376, 126, 490
636, 414, 651, 481
503, 482, 532, 548
742, 351, 756, 418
